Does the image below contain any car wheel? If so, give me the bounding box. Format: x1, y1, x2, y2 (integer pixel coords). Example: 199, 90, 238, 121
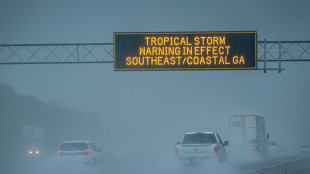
188, 158, 195, 165
218, 154, 226, 163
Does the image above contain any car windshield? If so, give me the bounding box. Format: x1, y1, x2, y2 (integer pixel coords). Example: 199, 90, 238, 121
267, 141, 276, 146
182, 133, 217, 144
60, 142, 88, 151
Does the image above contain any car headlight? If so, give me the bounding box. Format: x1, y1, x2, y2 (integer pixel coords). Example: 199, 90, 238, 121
35, 151, 39, 154
29, 151, 33, 154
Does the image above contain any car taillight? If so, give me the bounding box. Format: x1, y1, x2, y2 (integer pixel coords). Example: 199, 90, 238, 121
57, 152, 61, 156
214, 146, 219, 155
175, 147, 179, 156
86, 151, 92, 155
252, 146, 257, 150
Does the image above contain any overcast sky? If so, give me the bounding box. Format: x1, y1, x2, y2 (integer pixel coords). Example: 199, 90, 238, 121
1, 0, 310, 147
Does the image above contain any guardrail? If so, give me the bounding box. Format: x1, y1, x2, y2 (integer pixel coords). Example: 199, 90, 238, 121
244, 156, 310, 174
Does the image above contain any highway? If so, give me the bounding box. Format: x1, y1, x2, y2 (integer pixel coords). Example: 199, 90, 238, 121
2, 154, 309, 174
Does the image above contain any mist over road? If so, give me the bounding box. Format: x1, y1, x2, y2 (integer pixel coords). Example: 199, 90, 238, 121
2, 151, 307, 174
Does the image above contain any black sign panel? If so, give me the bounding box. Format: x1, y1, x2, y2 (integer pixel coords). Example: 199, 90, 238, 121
114, 32, 256, 70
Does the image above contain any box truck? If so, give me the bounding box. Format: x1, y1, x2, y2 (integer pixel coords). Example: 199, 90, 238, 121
229, 115, 267, 152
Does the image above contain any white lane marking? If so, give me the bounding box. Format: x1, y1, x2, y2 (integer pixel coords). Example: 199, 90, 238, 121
243, 156, 310, 173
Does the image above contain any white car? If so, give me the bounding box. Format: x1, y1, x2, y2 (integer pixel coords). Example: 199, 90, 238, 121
27, 147, 41, 159
299, 145, 310, 155
175, 132, 229, 164
57, 140, 102, 164
266, 141, 281, 156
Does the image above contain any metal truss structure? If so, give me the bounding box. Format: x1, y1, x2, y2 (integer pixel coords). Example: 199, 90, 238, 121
257, 40, 310, 73
0, 40, 309, 73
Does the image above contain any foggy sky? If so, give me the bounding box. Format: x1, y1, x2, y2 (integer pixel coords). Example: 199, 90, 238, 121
1, 0, 310, 149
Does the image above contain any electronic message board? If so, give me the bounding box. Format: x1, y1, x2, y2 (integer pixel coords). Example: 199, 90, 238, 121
114, 31, 256, 70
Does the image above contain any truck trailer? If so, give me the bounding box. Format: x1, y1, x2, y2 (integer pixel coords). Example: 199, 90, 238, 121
229, 115, 267, 152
